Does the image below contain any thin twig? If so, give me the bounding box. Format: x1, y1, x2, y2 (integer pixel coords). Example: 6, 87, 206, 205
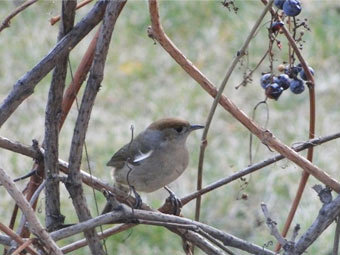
0, 223, 38, 255
11, 238, 34, 255
260, 0, 316, 251
0, 0, 109, 127
65, 1, 126, 254
16, 181, 46, 237
0, 0, 38, 33
333, 216, 340, 255
181, 131, 340, 206
50, 0, 94, 25
261, 203, 288, 247
148, 0, 340, 194
0, 168, 63, 255
194, 0, 275, 225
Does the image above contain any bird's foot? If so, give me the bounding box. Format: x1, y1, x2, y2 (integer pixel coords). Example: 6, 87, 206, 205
102, 190, 123, 214
165, 186, 182, 215
131, 186, 143, 209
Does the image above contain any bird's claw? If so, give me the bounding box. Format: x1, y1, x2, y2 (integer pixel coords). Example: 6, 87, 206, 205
131, 186, 143, 209
165, 186, 182, 215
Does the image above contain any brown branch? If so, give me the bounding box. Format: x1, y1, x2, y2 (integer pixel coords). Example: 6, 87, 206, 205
65, 1, 126, 254
148, 0, 340, 192
0, 0, 109, 128
11, 238, 34, 255
50, 0, 94, 26
0, 0, 38, 33
0, 223, 38, 255
44, 0, 77, 232
181, 132, 340, 206
259, 0, 316, 251
194, 0, 274, 225
59, 28, 100, 129
61, 224, 133, 253
0, 168, 63, 255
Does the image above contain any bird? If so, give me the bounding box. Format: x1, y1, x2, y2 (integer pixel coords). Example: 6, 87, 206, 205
105, 117, 204, 211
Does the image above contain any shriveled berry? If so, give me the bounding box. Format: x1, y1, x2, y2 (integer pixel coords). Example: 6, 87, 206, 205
283, 0, 302, 17
260, 73, 272, 89
271, 21, 284, 33
274, 0, 286, 9
284, 66, 302, 78
274, 74, 290, 90
290, 79, 305, 94
265, 83, 284, 100
299, 66, 314, 81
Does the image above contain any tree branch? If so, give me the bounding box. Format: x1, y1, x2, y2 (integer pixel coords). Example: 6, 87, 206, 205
0, 0, 38, 33
65, 1, 126, 254
147, 0, 340, 193
44, 0, 77, 232
180, 132, 340, 206
0, 0, 109, 127
0, 168, 63, 255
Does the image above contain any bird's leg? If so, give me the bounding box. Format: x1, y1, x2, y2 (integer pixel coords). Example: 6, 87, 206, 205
131, 186, 143, 209
164, 186, 182, 215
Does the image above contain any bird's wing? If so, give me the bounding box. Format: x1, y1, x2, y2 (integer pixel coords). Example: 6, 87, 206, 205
106, 133, 154, 168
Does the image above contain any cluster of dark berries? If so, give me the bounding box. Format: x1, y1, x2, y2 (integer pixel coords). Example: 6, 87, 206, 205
260, 64, 314, 100
274, 0, 301, 17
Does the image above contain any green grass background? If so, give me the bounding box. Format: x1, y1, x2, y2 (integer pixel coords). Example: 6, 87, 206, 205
0, 0, 340, 254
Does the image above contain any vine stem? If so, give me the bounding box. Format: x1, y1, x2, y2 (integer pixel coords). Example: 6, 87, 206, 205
194, 0, 275, 224
260, 0, 316, 251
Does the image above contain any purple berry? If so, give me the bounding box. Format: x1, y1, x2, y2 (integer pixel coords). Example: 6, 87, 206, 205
283, 0, 302, 17
290, 79, 305, 94
274, 0, 286, 9
274, 74, 290, 90
265, 83, 284, 100
260, 73, 272, 89
299, 66, 314, 81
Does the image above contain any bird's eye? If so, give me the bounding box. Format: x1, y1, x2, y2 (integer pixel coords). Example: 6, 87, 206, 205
175, 127, 183, 133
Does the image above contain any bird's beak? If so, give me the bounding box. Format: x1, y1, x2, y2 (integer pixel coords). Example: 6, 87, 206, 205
189, 124, 204, 131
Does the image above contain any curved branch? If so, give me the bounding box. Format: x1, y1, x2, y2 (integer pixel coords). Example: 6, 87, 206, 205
148, 0, 340, 192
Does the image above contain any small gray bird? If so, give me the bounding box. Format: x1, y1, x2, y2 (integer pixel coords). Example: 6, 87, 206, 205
106, 118, 203, 208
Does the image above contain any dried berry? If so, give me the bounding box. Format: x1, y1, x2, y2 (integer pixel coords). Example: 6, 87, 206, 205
266, 83, 284, 100
271, 21, 284, 33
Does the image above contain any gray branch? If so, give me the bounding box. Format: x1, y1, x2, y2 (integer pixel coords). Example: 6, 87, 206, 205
44, 0, 76, 232
293, 194, 340, 254
65, 1, 126, 255
0, 0, 109, 127
49, 204, 274, 255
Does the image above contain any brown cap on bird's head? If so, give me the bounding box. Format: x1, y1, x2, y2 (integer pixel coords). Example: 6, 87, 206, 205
148, 118, 204, 132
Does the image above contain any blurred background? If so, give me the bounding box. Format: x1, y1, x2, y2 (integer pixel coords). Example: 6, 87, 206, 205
0, 0, 340, 254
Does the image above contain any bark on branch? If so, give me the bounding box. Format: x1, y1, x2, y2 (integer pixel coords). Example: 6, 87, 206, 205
0, 0, 109, 128
44, 0, 77, 232
65, 1, 126, 254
